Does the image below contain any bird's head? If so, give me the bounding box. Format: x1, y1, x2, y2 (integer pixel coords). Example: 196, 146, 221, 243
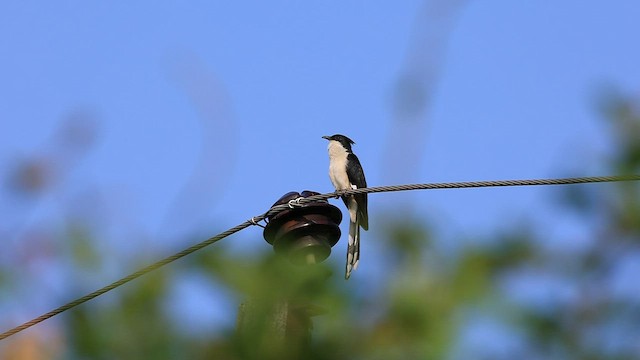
322, 134, 355, 152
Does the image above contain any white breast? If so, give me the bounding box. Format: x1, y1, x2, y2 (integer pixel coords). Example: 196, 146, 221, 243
327, 140, 352, 190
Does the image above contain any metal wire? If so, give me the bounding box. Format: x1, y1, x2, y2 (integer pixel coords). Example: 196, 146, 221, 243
0, 221, 254, 341
1, 174, 639, 341
266, 175, 640, 207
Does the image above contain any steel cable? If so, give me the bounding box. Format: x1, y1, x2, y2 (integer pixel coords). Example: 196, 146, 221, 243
2, 174, 639, 340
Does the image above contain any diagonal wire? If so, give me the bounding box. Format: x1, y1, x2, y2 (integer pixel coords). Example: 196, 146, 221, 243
1, 174, 639, 340
0, 221, 255, 341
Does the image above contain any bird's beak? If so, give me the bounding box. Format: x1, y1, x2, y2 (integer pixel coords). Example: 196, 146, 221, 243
322, 135, 330, 140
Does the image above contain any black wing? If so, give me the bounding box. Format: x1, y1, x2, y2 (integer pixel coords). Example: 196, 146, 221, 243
346, 153, 368, 230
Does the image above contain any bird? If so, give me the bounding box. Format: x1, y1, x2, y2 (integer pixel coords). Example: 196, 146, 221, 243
322, 134, 368, 279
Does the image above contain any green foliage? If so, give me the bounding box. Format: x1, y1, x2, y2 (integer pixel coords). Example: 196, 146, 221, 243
67, 270, 175, 359
2, 92, 640, 359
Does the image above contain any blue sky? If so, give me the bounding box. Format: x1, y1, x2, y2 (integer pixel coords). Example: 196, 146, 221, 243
2, 0, 640, 345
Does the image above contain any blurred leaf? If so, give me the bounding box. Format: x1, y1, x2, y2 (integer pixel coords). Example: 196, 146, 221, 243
7, 158, 53, 196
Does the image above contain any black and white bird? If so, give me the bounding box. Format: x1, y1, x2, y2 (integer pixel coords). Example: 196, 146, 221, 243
322, 134, 368, 279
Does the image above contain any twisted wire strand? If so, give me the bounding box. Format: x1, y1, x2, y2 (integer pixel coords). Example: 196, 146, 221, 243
270, 175, 640, 206
0, 221, 254, 341
2, 174, 639, 340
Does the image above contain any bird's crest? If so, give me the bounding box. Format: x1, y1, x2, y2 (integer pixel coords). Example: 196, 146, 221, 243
323, 134, 355, 152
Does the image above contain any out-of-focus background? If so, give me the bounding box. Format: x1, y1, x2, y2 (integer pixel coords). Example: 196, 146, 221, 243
2, 1, 640, 359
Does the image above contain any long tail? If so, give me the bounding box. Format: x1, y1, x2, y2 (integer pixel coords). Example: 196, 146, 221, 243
345, 217, 360, 279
